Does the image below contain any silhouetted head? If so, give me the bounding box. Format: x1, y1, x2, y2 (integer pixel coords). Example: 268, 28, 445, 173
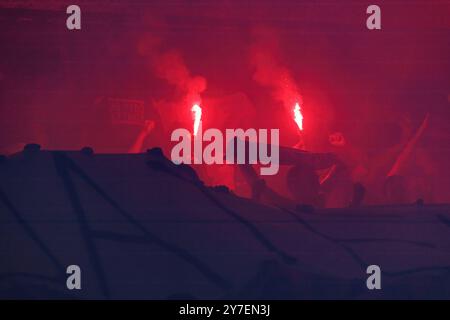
23, 143, 41, 154
350, 183, 366, 207
80, 146, 94, 156
384, 175, 407, 204
287, 164, 320, 206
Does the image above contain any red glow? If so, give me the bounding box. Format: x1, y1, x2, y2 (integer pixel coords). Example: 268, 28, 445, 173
192, 103, 202, 136
293, 102, 303, 131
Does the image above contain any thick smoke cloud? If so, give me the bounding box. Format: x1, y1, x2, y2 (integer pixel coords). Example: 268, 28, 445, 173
137, 30, 207, 128
249, 26, 302, 112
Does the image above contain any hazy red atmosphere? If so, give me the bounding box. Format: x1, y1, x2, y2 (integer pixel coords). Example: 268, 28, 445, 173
1, 0, 449, 205
4, 0, 450, 302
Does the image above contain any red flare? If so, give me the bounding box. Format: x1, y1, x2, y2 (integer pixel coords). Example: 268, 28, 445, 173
191, 103, 202, 136
293, 102, 303, 131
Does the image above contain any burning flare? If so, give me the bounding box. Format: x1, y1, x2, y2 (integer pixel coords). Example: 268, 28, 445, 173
191, 103, 202, 136
293, 102, 303, 131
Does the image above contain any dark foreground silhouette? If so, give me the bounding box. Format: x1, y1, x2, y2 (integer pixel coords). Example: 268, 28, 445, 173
1, 145, 450, 299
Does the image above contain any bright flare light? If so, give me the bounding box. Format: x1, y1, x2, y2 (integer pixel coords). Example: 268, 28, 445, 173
191, 103, 202, 136
293, 102, 303, 131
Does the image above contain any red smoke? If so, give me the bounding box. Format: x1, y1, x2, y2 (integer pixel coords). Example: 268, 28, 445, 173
137, 31, 207, 128
151, 50, 206, 105
249, 26, 302, 114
